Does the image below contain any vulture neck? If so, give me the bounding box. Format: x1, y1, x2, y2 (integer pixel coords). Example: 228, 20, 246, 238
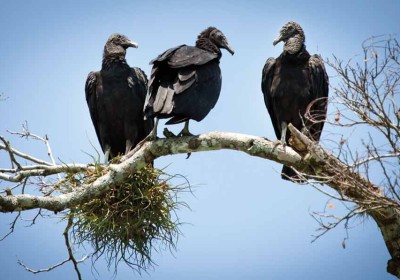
102, 44, 129, 71
195, 38, 222, 58
281, 46, 310, 64
101, 53, 130, 73
284, 34, 305, 55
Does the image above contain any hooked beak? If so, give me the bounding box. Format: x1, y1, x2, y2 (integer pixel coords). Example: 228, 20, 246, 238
222, 40, 235, 55
272, 35, 283, 46
225, 45, 235, 55
126, 40, 139, 48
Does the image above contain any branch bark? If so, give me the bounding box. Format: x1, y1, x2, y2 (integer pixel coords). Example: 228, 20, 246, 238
0, 132, 302, 212
0, 129, 399, 277
288, 125, 400, 278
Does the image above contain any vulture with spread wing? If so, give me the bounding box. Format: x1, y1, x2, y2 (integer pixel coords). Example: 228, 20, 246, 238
144, 27, 234, 137
85, 34, 153, 162
261, 21, 329, 181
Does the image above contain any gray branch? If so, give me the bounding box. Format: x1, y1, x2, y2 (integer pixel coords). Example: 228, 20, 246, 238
0, 141, 53, 166
0, 163, 95, 183
0, 132, 302, 212
1, 129, 400, 278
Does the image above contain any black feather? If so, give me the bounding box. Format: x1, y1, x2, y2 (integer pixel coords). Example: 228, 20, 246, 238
85, 34, 153, 160
144, 27, 233, 131
262, 23, 329, 182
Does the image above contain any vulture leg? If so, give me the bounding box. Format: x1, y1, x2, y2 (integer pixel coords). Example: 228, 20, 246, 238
104, 145, 111, 164
280, 121, 288, 146
272, 121, 288, 151
272, 141, 281, 151
178, 121, 193, 137
178, 121, 193, 159
145, 118, 159, 140
125, 139, 133, 155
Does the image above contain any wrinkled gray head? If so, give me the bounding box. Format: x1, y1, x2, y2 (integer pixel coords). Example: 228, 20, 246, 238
273, 21, 305, 54
197, 27, 235, 55
103, 33, 138, 58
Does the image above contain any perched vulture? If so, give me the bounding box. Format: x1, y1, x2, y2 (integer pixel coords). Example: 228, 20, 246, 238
261, 21, 329, 181
144, 26, 234, 137
85, 34, 153, 162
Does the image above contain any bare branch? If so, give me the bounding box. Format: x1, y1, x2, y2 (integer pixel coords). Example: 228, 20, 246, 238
0, 142, 53, 166
0, 132, 302, 212
310, 208, 359, 243
63, 214, 86, 279
351, 153, 400, 167
17, 254, 88, 275
18, 258, 71, 274
322, 35, 400, 278
0, 163, 95, 183
0, 135, 22, 169
0, 211, 21, 241
17, 214, 88, 277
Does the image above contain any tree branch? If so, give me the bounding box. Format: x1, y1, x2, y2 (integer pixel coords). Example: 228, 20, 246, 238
0, 132, 302, 212
1, 129, 400, 277
0, 163, 95, 183
0, 141, 53, 166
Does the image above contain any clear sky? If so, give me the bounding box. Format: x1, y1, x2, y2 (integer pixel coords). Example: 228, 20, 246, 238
1, 0, 399, 279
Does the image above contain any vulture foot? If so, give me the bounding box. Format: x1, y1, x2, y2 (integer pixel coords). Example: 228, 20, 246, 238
163, 128, 177, 138
178, 121, 193, 137
272, 140, 286, 152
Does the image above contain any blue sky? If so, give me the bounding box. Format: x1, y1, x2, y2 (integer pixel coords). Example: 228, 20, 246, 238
1, 0, 399, 279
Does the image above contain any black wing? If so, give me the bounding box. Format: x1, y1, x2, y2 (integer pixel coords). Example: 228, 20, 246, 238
145, 45, 218, 119
130, 67, 148, 103
166, 61, 221, 124
261, 57, 280, 139
144, 46, 185, 118
149, 45, 218, 68
85, 71, 103, 149
149, 44, 186, 64
130, 67, 154, 137
308, 55, 329, 140
167, 45, 219, 68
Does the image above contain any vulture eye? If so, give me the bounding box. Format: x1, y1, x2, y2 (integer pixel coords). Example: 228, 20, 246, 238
210, 30, 221, 40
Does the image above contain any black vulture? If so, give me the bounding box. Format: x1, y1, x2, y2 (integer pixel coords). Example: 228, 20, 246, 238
261, 21, 329, 181
85, 33, 153, 162
144, 26, 234, 137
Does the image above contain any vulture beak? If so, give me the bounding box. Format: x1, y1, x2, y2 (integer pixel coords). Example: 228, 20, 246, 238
126, 40, 139, 48
225, 45, 235, 55
222, 40, 235, 55
273, 35, 283, 46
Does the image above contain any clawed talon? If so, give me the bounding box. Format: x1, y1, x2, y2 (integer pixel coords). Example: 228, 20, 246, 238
272, 140, 286, 152
178, 130, 194, 137
163, 128, 176, 138
178, 120, 193, 137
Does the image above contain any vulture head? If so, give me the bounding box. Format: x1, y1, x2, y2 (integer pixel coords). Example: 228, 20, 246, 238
103, 33, 138, 58
273, 21, 305, 54
196, 27, 235, 55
